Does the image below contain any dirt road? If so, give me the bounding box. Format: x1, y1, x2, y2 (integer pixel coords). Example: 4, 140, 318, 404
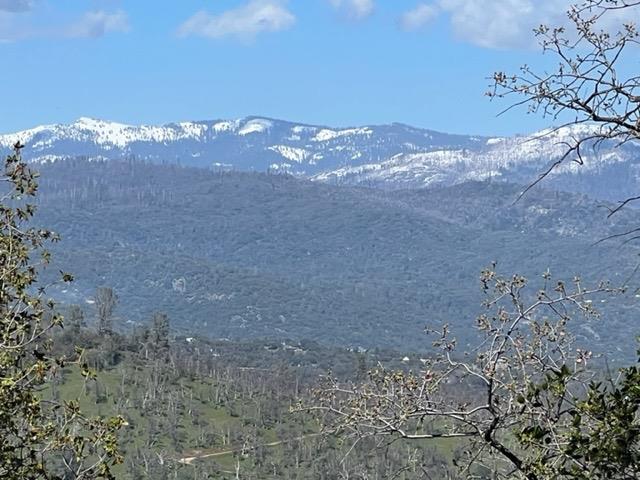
178, 433, 322, 465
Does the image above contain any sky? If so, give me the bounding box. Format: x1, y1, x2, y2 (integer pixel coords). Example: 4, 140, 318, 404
0, 0, 610, 135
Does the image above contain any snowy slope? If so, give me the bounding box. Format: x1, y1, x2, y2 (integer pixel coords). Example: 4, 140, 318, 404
2, 117, 639, 201
0, 116, 482, 175
313, 124, 640, 201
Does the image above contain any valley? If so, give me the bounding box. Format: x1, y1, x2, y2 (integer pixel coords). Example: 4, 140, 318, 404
5, 1, 640, 477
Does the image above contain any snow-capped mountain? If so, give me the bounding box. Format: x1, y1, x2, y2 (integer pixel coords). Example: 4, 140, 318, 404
314, 124, 640, 201
0, 116, 482, 174
2, 116, 639, 201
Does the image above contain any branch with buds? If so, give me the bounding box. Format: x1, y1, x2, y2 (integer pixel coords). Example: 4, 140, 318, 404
301, 266, 633, 479
489, 0, 640, 217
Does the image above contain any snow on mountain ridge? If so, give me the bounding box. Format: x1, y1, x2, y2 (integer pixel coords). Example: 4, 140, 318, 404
312, 127, 373, 142
212, 120, 240, 133
1, 116, 283, 149
238, 118, 273, 136
313, 124, 640, 202
0, 117, 213, 149
0, 116, 484, 175
1, 116, 636, 202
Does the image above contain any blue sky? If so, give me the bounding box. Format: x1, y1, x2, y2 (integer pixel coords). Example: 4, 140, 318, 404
0, 0, 586, 135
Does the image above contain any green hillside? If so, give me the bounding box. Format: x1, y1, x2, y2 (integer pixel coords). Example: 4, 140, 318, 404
48, 325, 457, 479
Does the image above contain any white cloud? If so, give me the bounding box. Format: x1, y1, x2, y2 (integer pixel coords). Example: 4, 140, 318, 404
399, 3, 439, 31
440, 0, 640, 49
329, 0, 374, 20
0, 7, 130, 41
399, 0, 622, 49
177, 0, 295, 40
66, 10, 130, 39
437, 0, 567, 49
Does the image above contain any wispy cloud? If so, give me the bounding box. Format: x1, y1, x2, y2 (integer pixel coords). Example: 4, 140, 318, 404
0, 4, 130, 41
66, 10, 130, 39
399, 3, 438, 31
398, 0, 591, 49
0, 0, 31, 12
177, 0, 295, 41
437, 0, 564, 49
329, 0, 374, 20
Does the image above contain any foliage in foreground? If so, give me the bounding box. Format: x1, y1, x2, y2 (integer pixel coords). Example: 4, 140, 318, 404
311, 267, 640, 479
0, 144, 123, 479
309, 1, 640, 477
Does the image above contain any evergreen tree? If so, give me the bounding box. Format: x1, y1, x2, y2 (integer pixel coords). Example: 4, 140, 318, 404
151, 312, 170, 360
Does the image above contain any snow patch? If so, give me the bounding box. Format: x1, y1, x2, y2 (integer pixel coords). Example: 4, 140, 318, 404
291, 125, 316, 134
213, 120, 240, 133
238, 118, 273, 136
268, 145, 309, 163
312, 127, 373, 142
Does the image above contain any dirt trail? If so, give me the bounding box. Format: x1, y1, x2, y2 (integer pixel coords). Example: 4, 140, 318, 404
178, 433, 321, 465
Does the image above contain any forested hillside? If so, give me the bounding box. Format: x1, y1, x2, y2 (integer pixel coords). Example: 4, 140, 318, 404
34, 159, 640, 360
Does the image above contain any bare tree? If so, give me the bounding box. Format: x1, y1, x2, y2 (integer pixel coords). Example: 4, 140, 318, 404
95, 286, 118, 336
489, 0, 640, 212
304, 266, 640, 479
302, 4, 640, 477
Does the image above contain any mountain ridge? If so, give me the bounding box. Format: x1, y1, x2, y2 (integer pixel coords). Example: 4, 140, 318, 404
2, 116, 639, 202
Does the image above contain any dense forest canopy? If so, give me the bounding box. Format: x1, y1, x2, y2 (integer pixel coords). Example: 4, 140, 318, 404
29, 159, 640, 361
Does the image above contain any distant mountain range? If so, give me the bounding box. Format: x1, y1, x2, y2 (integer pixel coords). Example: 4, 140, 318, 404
0, 116, 480, 174
3, 116, 639, 201
3, 116, 638, 360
